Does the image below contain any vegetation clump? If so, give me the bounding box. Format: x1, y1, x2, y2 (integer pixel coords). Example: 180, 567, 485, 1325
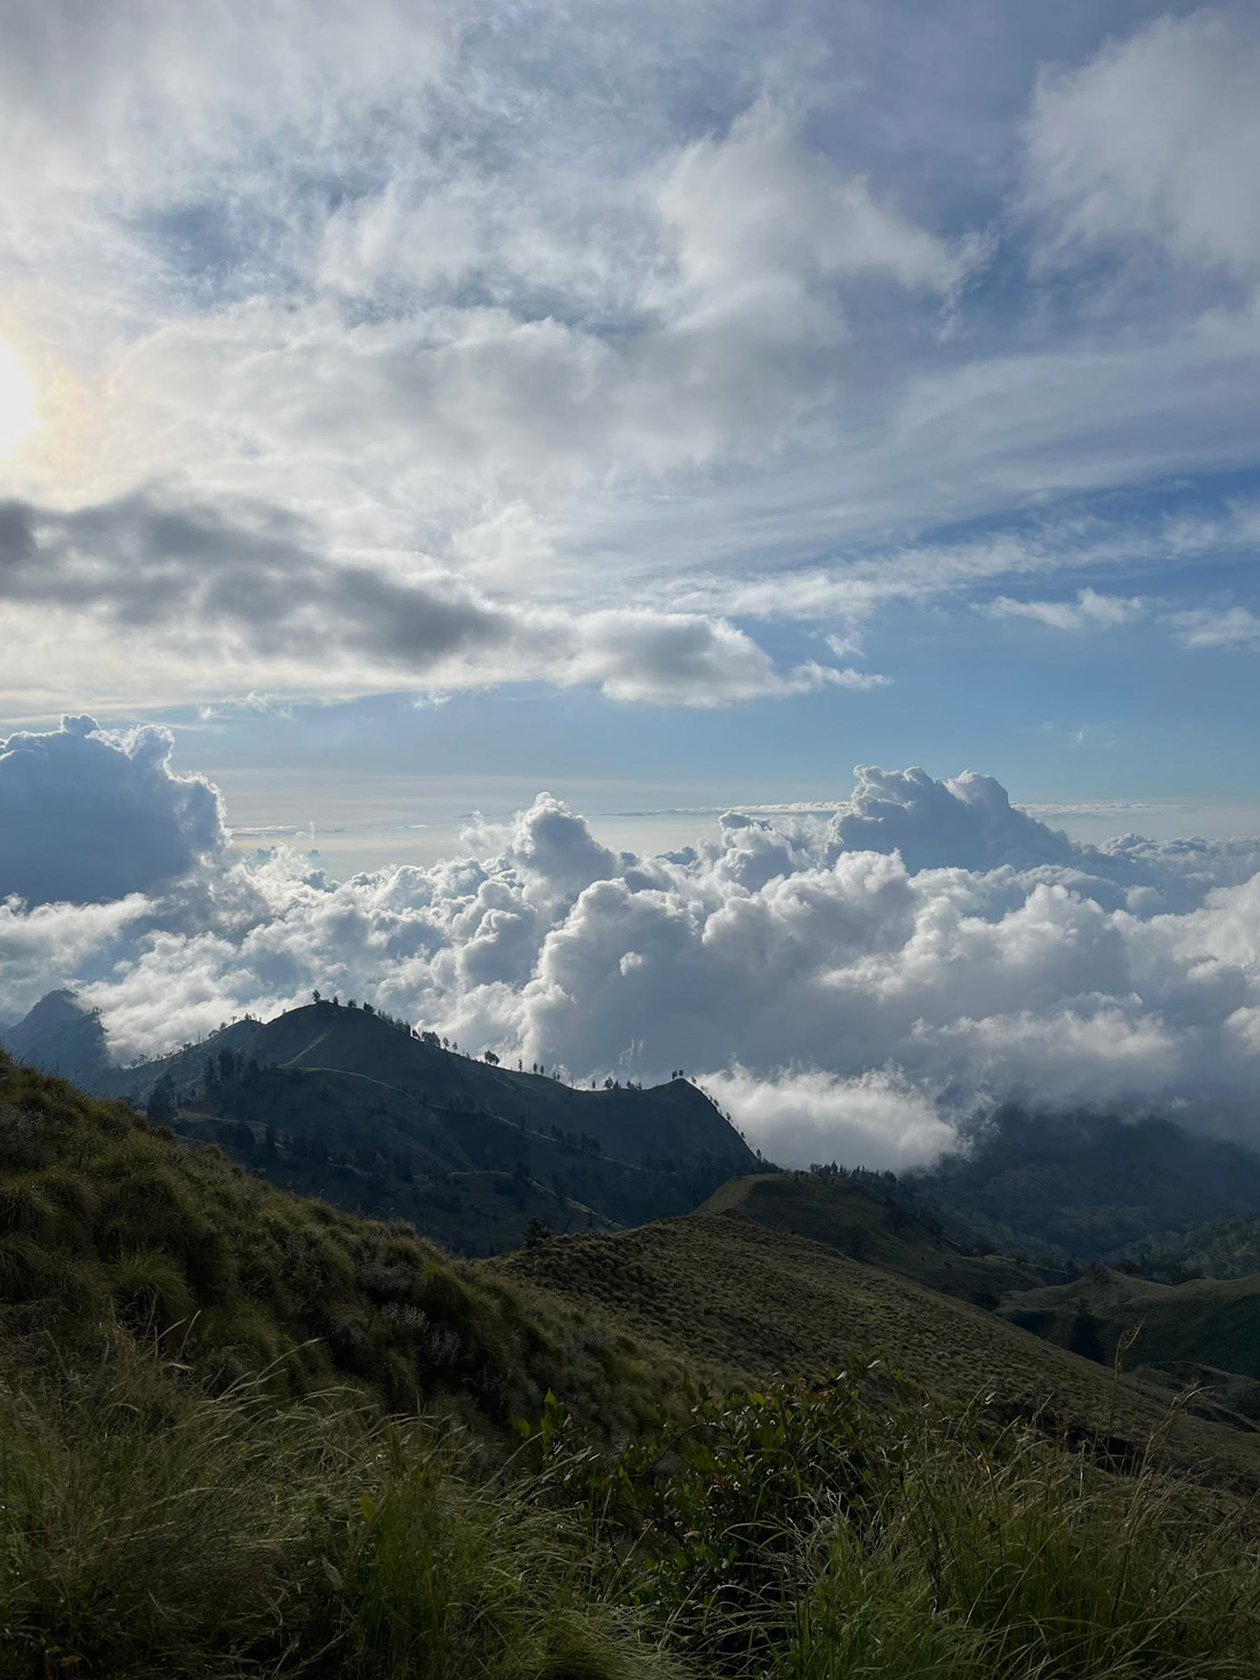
5, 1345, 1260, 1680
0, 1049, 685, 1432
4, 1052, 1260, 1677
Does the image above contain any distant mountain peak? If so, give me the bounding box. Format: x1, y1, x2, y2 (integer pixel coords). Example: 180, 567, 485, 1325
1, 988, 109, 1082
21, 987, 95, 1022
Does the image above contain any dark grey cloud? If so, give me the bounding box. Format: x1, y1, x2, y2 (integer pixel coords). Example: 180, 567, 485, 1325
0, 491, 514, 665
0, 501, 35, 569
0, 490, 866, 704
0, 715, 226, 906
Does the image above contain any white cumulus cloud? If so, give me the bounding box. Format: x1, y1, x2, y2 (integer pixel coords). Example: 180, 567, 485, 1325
2, 745, 1259, 1171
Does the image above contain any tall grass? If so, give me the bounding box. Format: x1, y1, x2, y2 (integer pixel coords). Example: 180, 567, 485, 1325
3, 1342, 1259, 1679
0, 1335, 682, 1680
524, 1374, 1260, 1680
782, 1415, 1260, 1679
4, 1055, 1260, 1677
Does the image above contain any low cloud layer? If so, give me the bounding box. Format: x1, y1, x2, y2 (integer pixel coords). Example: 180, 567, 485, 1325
1, 729, 1258, 1171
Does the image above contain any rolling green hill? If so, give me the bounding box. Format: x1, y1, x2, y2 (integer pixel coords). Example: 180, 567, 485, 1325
6, 994, 757, 1253
0, 1045, 688, 1435
237, 1001, 751, 1167
6, 993, 755, 1171
171, 1061, 741, 1254
700, 1171, 1055, 1305
7, 1054, 1260, 1678
499, 1206, 1260, 1487
1001, 1266, 1260, 1390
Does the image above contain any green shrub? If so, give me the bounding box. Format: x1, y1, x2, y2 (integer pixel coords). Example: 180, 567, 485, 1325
528, 1375, 1260, 1680
0, 1178, 59, 1240
0, 1233, 61, 1302
32, 1166, 99, 1233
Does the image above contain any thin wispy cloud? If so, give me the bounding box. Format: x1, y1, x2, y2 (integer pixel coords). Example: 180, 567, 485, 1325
984, 589, 1146, 632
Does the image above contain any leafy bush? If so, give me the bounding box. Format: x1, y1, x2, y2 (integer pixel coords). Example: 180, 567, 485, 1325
782, 1415, 1260, 1679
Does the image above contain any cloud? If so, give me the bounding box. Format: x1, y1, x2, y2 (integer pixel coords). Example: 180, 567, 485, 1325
829, 766, 1077, 874
701, 1065, 958, 1173
985, 588, 1145, 631
0, 716, 226, 906
0, 491, 879, 709
1026, 10, 1260, 282
1169, 606, 1260, 651
2, 3, 1258, 723
656, 101, 967, 304
2, 755, 1258, 1169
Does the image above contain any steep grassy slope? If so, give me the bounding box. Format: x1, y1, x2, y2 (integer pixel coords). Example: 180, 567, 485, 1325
701, 1171, 1054, 1305
0, 1049, 688, 1436
7, 994, 757, 1253
172, 1062, 733, 1253
7, 1058, 1260, 1677
501, 1212, 1260, 1486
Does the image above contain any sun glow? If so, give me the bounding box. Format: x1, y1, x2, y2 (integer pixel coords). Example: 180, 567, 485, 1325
0, 338, 38, 456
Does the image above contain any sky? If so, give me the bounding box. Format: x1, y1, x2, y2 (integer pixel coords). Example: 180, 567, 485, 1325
0, 3, 1258, 1164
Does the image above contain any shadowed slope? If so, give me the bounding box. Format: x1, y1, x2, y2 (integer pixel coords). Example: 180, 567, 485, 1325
1002, 1266, 1260, 1385
500, 1212, 1260, 1487
0, 1047, 686, 1436
241, 1002, 750, 1166
700, 1171, 1054, 1304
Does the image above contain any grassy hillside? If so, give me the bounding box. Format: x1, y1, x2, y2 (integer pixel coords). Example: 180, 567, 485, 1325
1002, 1266, 1260, 1389
172, 1061, 736, 1253
6, 1054, 1260, 1677
501, 1211, 1260, 1486
8, 991, 757, 1170
6, 993, 756, 1254
0, 1047, 690, 1436
701, 1171, 1054, 1305
222, 1000, 755, 1169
